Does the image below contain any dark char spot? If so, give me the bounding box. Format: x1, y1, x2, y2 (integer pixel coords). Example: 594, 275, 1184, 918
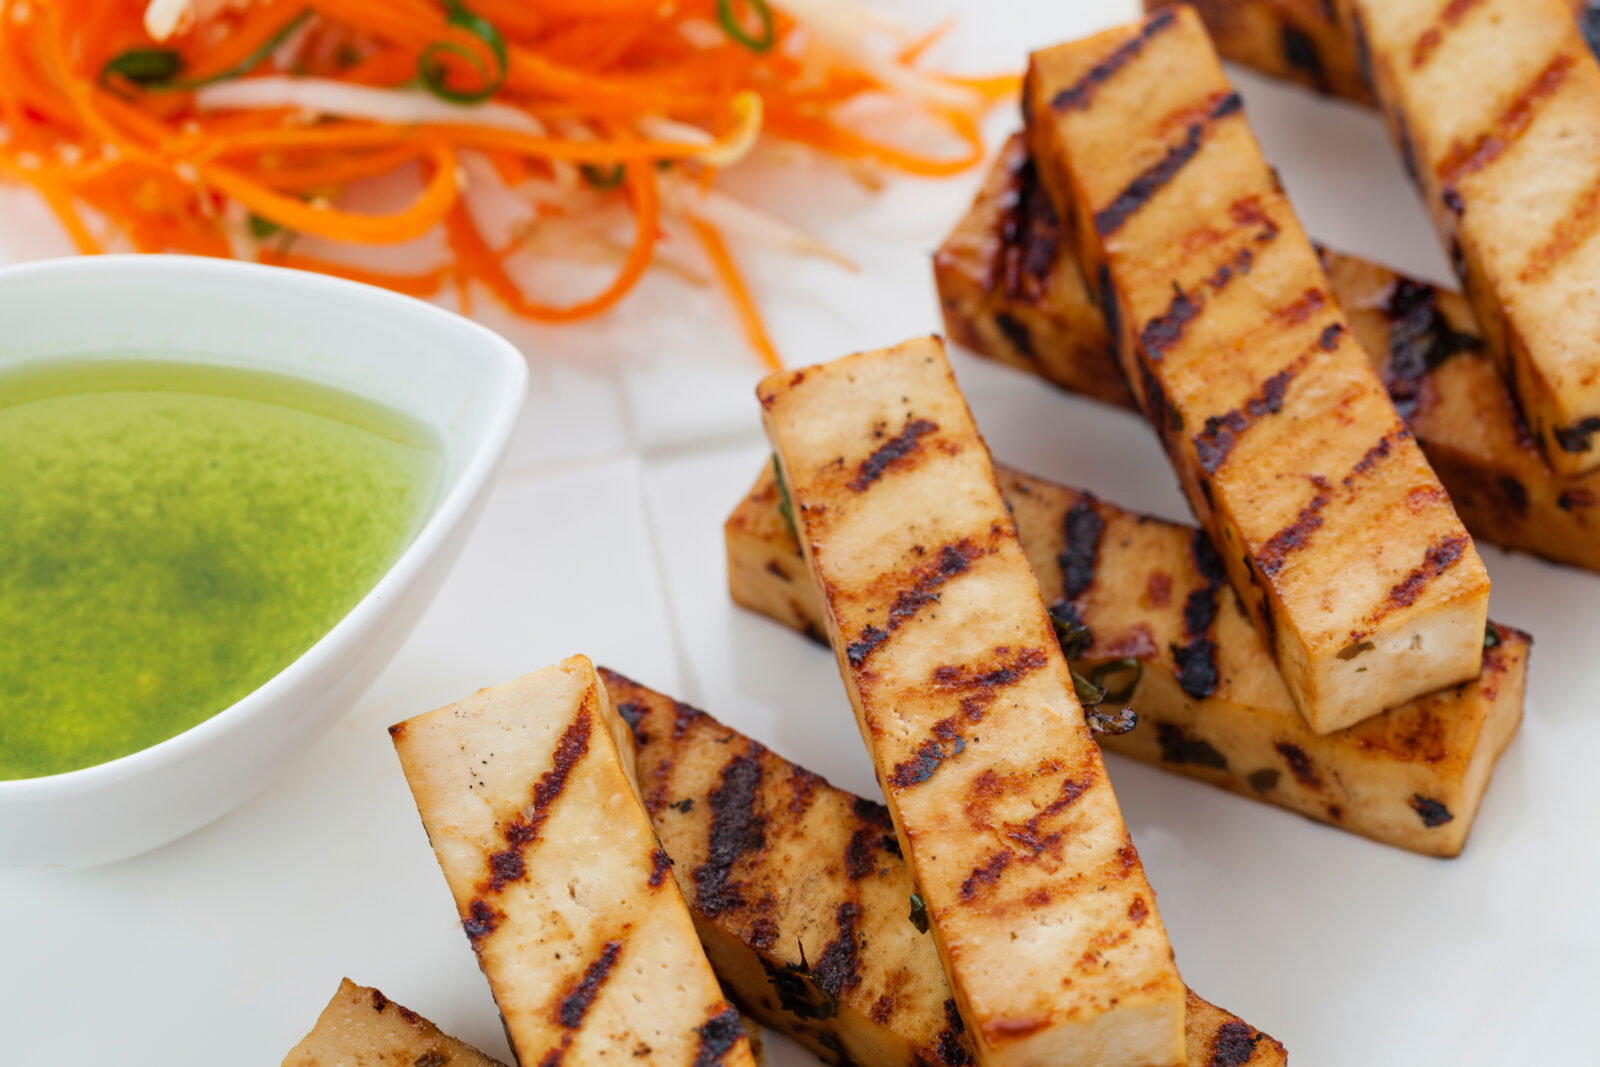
1209, 1019, 1266, 1066
691, 1005, 746, 1067
1060, 495, 1106, 601
1275, 742, 1323, 790
1410, 794, 1455, 828
1156, 722, 1228, 771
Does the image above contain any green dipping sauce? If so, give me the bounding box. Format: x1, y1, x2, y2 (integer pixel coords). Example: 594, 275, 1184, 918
0, 360, 442, 780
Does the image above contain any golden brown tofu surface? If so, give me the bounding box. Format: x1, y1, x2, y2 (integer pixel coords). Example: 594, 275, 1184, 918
1025, 8, 1490, 734
936, 134, 1600, 574
760, 337, 1188, 1066
282, 979, 504, 1067
390, 656, 755, 1067
729, 461, 1528, 858
1149, 0, 1373, 101
1341, 0, 1600, 476
600, 670, 1288, 1067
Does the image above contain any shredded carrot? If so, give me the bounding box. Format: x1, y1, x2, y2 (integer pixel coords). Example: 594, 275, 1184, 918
691, 218, 780, 373
0, 0, 1016, 367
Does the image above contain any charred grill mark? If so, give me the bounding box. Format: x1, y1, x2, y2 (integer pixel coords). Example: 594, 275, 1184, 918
1380, 277, 1482, 418
811, 902, 865, 998
1559, 488, 1596, 511
1519, 170, 1600, 284
849, 417, 939, 492
693, 749, 768, 917
1139, 285, 1202, 360
888, 717, 966, 788
845, 828, 877, 880
1194, 355, 1308, 475
1385, 535, 1469, 610
691, 1005, 746, 1067
1275, 742, 1323, 790
936, 998, 976, 1064
1281, 24, 1327, 91
1440, 53, 1575, 184
958, 850, 1013, 902
1003, 775, 1092, 855
1209, 1019, 1268, 1066
1410, 794, 1456, 827
1051, 8, 1177, 112
848, 537, 992, 667
994, 155, 1062, 304
1059, 495, 1106, 600
1259, 492, 1331, 578
1411, 0, 1487, 69
1319, 323, 1344, 350
1156, 722, 1228, 771
648, 847, 673, 888
1247, 768, 1281, 794
1097, 262, 1122, 342
615, 700, 649, 748
559, 941, 622, 1028
674, 700, 704, 739
932, 647, 1050, 692
462, 898, 499, 946
1094, 90, 1242, 236
1554, 416, 1600, 454
1492, 474, 1531, 520
1172, 530, 1228, 699
852, 794, 894, 829
1346, 429, 1403, 487
481, 705, 594, 896
994, 313, 1035, 360
1274, 287, 1327, 326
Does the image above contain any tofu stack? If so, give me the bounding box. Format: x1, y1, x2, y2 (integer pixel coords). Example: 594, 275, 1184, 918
601, 668, 1288, 1067
390, 656, 757, 1067
727, 460, 1530, 857
1025, 6, 1491, 734
1339, 0, 1600, 477
761, 337, 1189, 1066
937, 131, 1600, 574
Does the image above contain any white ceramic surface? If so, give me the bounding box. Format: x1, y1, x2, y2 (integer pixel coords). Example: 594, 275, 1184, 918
0, 256, 527, 867
2, 1, 1598, 1064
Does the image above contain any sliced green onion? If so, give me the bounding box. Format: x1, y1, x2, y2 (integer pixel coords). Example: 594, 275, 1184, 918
717, 0, 775, 53
1090, 658, 1143, 704
1049, 602, 1094, 661
773, 455, 798, 542
1484, 624, 1501, 649
908, 892, 930, 933
419, 1, 508, 104
580, 163, 626, 191
1071, 669, 1106, 707
1086, 705, 1138, 737
102, 10, 313, 92
247, 214, 283, 239
100, 49, 183, 87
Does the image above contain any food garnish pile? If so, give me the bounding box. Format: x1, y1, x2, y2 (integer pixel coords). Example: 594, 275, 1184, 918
0, 0, 1014, 367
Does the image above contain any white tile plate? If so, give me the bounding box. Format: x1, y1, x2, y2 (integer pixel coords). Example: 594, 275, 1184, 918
3, 2, 1598, 1064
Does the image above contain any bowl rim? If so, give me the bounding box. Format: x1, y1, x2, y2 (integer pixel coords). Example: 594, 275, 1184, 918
0, 254, 528, 797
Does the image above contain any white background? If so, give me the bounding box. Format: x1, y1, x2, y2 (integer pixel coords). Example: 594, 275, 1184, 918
3, 2, 1598, 1064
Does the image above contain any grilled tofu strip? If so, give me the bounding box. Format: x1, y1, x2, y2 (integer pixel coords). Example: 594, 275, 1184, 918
389, 656, 756, 1067
730, 462, 1528, 857
1025, 8, 1490, 734
283, 979, 504, 1067
1338, 0, 1600, 476
939, 134, 1600, 575
600, 669, 1289, 1067
760, 337, 1188, 1067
